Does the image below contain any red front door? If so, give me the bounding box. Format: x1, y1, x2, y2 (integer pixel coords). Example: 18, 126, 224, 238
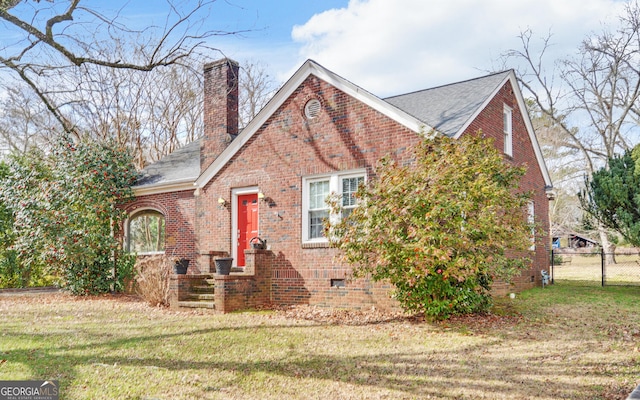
237, 193, 259, 267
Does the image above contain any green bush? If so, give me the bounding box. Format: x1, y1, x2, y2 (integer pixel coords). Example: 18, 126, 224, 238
62, 251, 136, 295
0, 137, 138, 294
329, 134, 533, 320
551, 253, 563, 265
394, 272, 492, 319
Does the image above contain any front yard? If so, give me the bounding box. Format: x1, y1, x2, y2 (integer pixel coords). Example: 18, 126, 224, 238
0, 282, 638, 399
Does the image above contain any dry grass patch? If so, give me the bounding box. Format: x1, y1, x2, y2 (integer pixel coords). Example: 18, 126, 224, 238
0, 283, 639, 399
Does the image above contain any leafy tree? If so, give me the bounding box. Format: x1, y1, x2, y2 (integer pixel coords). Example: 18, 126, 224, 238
580, 147, 640, 246
329, 134, 534, 320
0, 162, 21, 287
0, 158, 54, 287
0, 136, 138, 294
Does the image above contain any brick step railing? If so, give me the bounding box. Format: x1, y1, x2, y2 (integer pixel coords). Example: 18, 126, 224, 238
170, 249, 273, 313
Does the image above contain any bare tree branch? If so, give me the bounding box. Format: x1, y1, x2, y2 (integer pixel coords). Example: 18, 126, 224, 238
502, 3, 640, 261
0, 0, 251, 135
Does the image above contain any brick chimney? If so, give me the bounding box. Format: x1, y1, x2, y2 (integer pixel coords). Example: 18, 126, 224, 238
201, 58, 239, 171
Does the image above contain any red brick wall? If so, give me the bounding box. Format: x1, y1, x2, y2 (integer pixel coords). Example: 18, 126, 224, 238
196, 75, 420, 310
123, 190, 201, 273
214, 249, 272, 313
464, 80, 550, 293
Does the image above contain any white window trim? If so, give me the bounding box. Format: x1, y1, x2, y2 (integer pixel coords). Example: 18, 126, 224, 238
125, 207, 166, 255
302, 169, 366, 244
503, 104, 513, 156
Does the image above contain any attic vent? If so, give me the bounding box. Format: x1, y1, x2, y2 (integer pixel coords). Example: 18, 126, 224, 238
304, 99, 321, 119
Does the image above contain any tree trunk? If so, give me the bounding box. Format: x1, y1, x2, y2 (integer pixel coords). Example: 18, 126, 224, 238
597, 225, 616, 265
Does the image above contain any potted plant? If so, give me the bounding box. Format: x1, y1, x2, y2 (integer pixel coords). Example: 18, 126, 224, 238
173, 258, 189, 274
214, 257, 233, 275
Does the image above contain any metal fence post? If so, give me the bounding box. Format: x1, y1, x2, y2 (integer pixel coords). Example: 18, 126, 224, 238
601, 247, 605, 287
550, 249, 555, 284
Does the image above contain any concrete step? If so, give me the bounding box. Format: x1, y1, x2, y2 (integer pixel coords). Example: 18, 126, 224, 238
177, 300, 215, 309
192, 285, 215, 293
187, 293, 215, 301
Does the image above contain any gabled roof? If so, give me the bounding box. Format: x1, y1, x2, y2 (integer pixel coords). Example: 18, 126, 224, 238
194, 59, 425, 189
384, 69, 552, 189
385, 71, 511, 138
133, 60, 552, 195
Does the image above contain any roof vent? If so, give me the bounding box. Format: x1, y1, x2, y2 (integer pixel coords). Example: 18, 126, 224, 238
304, 99, 321, 119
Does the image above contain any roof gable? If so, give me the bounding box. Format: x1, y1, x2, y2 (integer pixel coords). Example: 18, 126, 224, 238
386, 70, 551, 188
194, 60, 426, 188
133, 60, 552, 194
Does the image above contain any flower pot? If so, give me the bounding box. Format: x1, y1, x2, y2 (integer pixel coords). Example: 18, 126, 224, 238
173, 258, 189, 274
215, 257, 233, 275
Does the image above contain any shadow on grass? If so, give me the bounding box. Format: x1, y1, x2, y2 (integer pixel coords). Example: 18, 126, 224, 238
2, 315, 632, 399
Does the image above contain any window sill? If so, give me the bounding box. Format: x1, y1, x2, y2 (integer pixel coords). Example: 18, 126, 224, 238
131, 251, 165, 256
301, 241, 330, 249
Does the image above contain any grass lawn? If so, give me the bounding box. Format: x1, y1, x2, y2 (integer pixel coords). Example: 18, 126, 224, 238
1, 282, 639, 399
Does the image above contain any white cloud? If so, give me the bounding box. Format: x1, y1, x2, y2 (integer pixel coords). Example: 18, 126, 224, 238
289, 0, 627, 97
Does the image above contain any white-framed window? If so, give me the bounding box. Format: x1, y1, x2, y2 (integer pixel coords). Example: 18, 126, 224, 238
528, 200, 535, 251
127, 209, 166, 254
341, 175, 365, 219
308, 179, 330, 240
302, 170, 366, 243
503, 104, 513, 156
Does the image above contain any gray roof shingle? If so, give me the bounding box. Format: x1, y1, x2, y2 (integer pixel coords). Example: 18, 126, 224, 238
384, 71, 510, 137
135, 138, 201, 188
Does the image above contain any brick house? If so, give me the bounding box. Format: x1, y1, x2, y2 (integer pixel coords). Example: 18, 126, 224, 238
123, 58, 553, 312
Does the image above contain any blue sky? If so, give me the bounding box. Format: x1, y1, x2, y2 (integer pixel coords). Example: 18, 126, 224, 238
4, 0, 631, 97
134, 0, 629, 97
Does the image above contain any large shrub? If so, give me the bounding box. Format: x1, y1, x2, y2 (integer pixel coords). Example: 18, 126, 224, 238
329, 134, 535, 320
0, 136, 138, 294
0, 161, 51, 288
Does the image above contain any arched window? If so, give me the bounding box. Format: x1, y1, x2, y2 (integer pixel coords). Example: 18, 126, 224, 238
128, 210, 165, 254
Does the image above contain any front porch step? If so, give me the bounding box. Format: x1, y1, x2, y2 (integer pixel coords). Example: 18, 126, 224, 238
192, 284, 215, 293
177, 300, 215, 309
174, 275, 216, 310
186, 293, 215, 301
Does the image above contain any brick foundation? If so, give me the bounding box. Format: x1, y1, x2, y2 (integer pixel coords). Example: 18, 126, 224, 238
213, 249, 273, 313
